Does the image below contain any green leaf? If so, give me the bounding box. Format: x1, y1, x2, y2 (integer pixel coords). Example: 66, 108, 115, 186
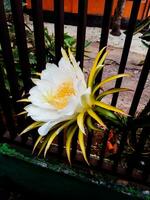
133, 16, 150, 35
95, 106, 118, 121
66, 126, 77, 164
78, 129, 89, 165
141, 40, 150, 48
140, 31, 150, 41
84, 40, 91, 48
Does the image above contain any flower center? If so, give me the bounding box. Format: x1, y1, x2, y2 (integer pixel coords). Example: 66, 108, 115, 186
48, 81, 75, 109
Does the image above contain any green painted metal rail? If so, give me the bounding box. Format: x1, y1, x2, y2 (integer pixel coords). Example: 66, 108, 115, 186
0, 143, 149, 199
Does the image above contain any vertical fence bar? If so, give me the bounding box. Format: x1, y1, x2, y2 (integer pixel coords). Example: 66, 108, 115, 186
112, 126, 130, 171
0, 66, 16, 138
98, 0, 114, 82
86, 131, 93, 160
76, 0, 88, 69
129, 46, 150, 116
98, 130, 110, 167
145, 2, 150, 18
99, 0, 114, 49
10, 0, 31, 92
0, 0, 20, 105
0, 90, 16, 139
54, 0, 64, 63
54, 0, 64, 155
0, 111, 6, 140
138, 99, 150, 118
31, 0, 45, 71
111, 0, 142, 107
127, 127, 149, 175
141, 0, 149, 19
143, 156, 150, 182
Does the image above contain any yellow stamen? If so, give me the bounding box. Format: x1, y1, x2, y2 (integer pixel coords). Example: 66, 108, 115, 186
47, 81, 75, 109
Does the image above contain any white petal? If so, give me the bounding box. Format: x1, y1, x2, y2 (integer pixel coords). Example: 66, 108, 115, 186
74, 79, 87, 96
80, 87, 91, 107
31, 78, 40, 85
68, 51, 86, 86
24, 104, 60, 122
36, 80, 52, 95
59, 57, 73, 72
38, 121, 56, 136
41, 63, 67, 85
38, 117, 70, 136
61, 96, 80, 116
28, 87, 55, 110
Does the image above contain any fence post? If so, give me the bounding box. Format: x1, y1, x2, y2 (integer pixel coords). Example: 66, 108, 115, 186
129, 46, 150, 116
76, 0, 88, 69
0, 0, 20, 107
54, 0, 64, 64
111, 0, 142, 107
98, 0, 114, 81
10, 0, 31, 92
31, 0, 46, 71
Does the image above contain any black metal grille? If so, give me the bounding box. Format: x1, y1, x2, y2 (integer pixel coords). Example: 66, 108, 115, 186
0, 0, 149, 186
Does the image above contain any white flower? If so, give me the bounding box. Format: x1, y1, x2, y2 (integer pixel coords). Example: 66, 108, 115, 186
19, 48, 129, 164
24, 49, 91, 136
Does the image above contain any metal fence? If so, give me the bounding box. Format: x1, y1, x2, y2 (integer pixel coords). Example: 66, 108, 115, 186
0, 0, 150, 186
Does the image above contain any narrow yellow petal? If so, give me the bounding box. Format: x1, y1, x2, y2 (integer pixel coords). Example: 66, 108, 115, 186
17, 98, 30, 103
44, 130, 59, 157
87, 108, 106, 129
38, 134, 51, 156
17, 111, 27, 116
86, 116, 99, 131
88, 47, 106, 87
77, 112, 86, 134
44, 120, 75, 157
32, 72, 41, 76
88, 51, 108, 89
68, 48, 77, 67
78, 129, 89, 165
32, 135, 43, 153
61, 47, 69, 61
93, 100, 126, 115
97, 51, 108, 66
66, 126, 77, 164
92, 74, 130, 94
97, 88, 130, 100
19, 121, 44, 136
